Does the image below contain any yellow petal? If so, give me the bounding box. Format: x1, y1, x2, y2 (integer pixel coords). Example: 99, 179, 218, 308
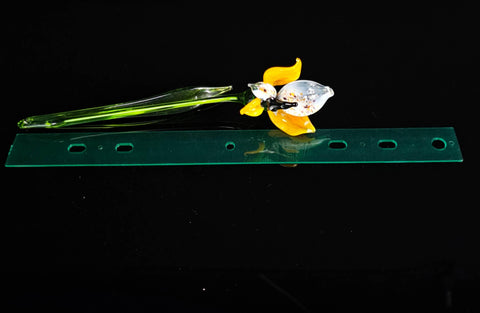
263, 58, 302, 86
267, 109, 315, 136
240, 98, 264, 117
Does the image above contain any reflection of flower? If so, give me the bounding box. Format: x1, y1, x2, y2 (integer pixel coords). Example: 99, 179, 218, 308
240, 58, 317, 136
243, 130, 331, 163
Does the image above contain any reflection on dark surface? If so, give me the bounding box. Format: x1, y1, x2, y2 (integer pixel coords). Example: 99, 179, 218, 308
4, 263, 479, 312
243, 130, 330, 163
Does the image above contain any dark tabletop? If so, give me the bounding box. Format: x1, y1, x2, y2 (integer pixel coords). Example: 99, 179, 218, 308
1, 2, 477, 312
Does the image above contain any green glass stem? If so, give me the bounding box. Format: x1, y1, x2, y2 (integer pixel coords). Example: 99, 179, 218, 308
17, 86, 251, 129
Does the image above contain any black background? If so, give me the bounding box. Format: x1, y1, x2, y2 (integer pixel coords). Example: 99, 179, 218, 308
2, 2, 478, 312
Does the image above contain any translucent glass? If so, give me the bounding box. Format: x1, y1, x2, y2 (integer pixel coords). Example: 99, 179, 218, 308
17, 86, 251, 129
278, 80, 334, 117
5, 127, 463, 167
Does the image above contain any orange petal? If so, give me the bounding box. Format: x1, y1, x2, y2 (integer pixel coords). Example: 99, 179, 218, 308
240, 98, 264, 117
267, 109, 315, 136
263, 58, 302, 86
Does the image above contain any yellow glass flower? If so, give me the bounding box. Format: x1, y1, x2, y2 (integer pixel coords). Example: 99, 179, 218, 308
239, 58, 333, 136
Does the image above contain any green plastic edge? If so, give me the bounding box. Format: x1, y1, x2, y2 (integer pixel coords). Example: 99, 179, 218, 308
5, 128, 463, 167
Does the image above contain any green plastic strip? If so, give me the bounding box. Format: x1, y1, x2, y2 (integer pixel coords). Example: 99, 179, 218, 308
5, 128, 463, 167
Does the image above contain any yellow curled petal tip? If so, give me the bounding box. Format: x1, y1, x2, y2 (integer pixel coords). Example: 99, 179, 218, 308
267, 110, 315, 136
240, 97, 264, 117
263, 58, 302, 86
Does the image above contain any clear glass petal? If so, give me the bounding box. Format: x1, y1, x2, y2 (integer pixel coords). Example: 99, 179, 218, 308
277, 80, 334, 117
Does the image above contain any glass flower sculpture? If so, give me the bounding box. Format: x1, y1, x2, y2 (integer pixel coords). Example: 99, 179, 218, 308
240, 58, 334, 136
17, 58, 334, 136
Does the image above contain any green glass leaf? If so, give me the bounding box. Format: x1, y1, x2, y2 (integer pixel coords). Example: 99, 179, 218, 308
17, 86, 245, 129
